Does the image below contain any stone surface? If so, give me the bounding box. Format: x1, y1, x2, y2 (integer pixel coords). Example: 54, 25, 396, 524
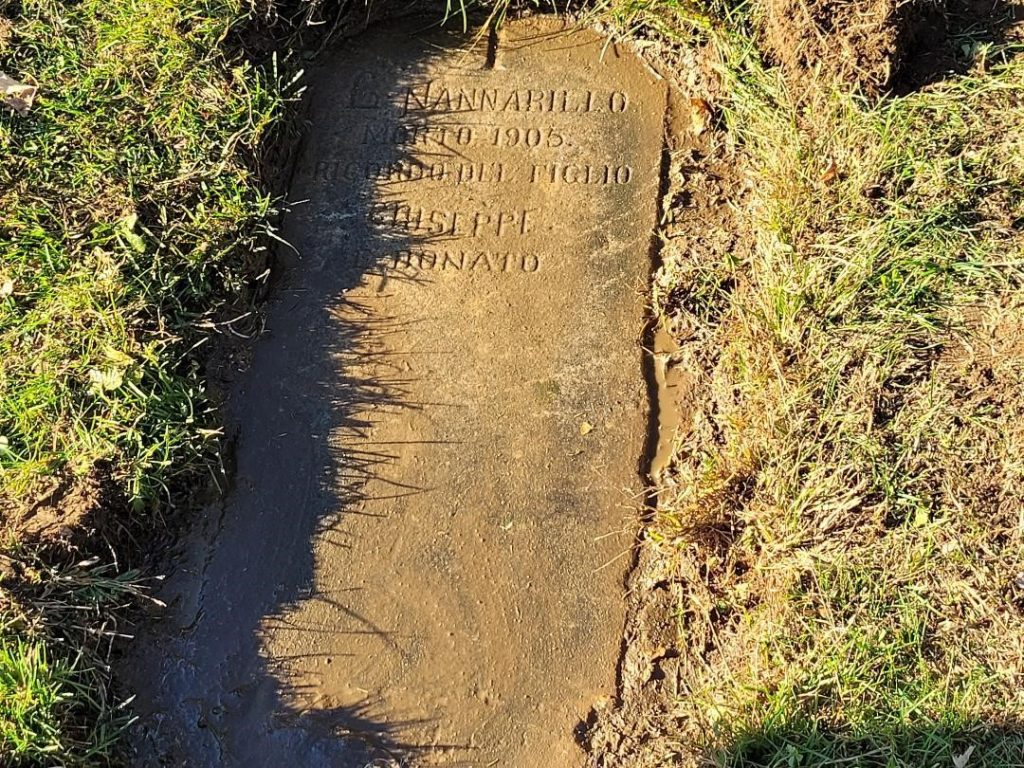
124, 16, 665, 767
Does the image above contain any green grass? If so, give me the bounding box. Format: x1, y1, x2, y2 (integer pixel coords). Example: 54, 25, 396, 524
0, 638, 73, 758
1, 0, 285, 762
595, 1, 1024, 765
0, 550, 150, 765
1, 0, 281, 505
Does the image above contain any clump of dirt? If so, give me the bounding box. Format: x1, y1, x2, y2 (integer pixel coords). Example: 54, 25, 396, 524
757, 0, 943, 93
7, 469, 104, 542
4, 462, 135, 547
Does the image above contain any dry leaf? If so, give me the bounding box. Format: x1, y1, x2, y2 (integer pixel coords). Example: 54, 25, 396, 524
821, 158, 839, 185
1, 71, 37, 115
690, 97, 714, 136
88, 367, 124, 394
119, 212, 146, 253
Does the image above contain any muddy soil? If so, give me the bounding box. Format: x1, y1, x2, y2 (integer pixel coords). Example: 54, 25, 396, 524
758, 0, 1024, 94
123, 16, 667, 767
758, 0, 938, 93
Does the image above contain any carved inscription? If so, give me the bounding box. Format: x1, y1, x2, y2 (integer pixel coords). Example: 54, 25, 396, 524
315, 159, 633, 186
347, 78, 630, 115
344, 250, 541, 273
270, 20, 668, 768
309, 47, 649, 280
368, 204, 534, 237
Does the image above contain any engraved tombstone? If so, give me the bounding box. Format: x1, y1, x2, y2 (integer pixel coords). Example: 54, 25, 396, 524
127, 16, 665, 768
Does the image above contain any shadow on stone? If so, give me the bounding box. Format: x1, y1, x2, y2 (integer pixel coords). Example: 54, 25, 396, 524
123, 17, 470, 768
123, 13, 664, 768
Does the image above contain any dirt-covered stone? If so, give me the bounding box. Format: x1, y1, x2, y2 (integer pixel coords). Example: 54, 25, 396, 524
123, 16, 665, 767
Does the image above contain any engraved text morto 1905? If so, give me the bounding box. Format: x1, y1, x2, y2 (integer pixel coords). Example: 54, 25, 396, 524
273, 17, 665, 766
130, 15, 666, 768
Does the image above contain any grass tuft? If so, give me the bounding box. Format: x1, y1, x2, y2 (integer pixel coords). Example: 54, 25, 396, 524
0, 638, 71, 760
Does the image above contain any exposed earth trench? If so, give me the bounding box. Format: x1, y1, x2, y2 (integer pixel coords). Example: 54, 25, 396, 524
120, 14, 700, 767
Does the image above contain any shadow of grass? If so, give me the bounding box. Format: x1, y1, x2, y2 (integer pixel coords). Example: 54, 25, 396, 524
715, 719, 1024, 768
896, 0, 1024, 93
118, 14, 484, 767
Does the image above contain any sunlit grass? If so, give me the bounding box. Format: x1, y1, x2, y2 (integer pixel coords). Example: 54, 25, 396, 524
598, 1, 1024, 765
0, 0, 281, 506
0, 639, 71, 760
1, 0, 286, 762
0, 549, 149, 765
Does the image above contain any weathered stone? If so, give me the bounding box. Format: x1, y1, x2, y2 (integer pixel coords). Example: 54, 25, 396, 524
126, 16, 665, 767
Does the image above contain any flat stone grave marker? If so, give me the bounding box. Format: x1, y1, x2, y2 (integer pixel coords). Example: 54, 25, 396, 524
127, 16, 665, 767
